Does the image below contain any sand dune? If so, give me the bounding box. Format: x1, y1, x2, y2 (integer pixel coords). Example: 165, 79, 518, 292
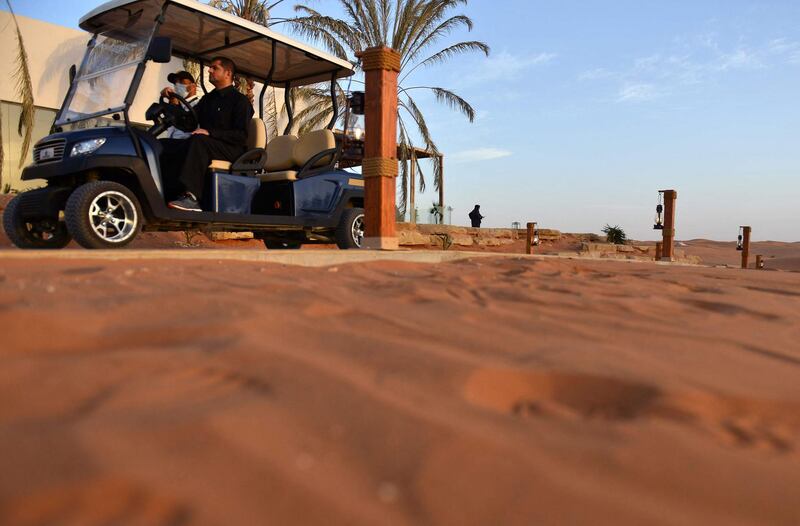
1, 254, 799, 525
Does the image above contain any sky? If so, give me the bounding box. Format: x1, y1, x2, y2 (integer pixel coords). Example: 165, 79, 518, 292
6, 0, 800, 241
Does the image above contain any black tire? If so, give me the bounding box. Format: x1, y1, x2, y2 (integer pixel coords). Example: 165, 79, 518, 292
65, 181, 142, 249
335, 207, 364, 249
263, 240, 302, 250
2, 194, 71, 249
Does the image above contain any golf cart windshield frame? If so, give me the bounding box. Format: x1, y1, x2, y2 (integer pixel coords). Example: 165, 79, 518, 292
55, 9, 164, 127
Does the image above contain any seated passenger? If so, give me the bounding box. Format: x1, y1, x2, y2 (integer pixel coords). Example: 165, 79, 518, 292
159, 56, 253, 212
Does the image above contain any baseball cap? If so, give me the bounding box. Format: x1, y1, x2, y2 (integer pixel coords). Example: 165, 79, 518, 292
167, 70, 195, 84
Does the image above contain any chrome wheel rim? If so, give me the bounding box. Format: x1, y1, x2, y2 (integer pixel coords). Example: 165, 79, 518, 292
88, 191, 137, 243
351, 214, 364, 247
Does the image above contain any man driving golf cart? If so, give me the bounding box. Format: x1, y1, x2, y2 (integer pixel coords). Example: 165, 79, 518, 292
3, 0, 365, 251
160, 56, 253, 212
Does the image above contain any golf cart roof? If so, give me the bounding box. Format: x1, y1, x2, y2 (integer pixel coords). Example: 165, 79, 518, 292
79, 0, 355, 87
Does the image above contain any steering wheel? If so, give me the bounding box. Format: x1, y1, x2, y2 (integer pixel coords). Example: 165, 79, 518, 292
145, 92, 199, 136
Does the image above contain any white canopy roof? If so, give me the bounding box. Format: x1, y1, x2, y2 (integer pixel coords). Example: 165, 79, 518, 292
79, 0, 355, 87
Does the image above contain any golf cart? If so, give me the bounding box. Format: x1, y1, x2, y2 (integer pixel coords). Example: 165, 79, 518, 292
3, 0, 365, 250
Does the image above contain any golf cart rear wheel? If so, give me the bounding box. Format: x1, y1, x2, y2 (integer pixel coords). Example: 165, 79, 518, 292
2, 194, 71, 249
65, 181, 142, 249
335, 207, 364, 249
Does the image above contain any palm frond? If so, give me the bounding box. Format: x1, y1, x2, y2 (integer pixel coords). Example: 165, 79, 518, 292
431, 87, 475, 122
6, 0, 35, 170
401, 40, 489, 82
402, 14, 476, 68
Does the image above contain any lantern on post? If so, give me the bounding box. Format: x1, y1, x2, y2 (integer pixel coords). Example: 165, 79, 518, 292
653, 191, 664, 230
736, 227, 744, 251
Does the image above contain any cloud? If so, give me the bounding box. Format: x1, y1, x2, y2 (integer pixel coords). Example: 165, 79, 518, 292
468, 51, 557, 84
580, 32, 800, 104
617, 83, 660, 103
450, 148, 513, 163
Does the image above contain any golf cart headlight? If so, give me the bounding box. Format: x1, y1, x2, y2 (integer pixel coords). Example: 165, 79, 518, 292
70, 138, 106, 157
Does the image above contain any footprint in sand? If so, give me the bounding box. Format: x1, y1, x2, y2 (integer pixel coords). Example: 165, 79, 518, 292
463, 368, 799, 454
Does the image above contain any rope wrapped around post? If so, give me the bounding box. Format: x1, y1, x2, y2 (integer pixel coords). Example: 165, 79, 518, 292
362, 157, 398, 179
359, 47, 402, 72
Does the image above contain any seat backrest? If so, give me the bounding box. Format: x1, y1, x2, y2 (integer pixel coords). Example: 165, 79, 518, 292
247, 118, 267, 150
293, 129, 336, 169
265, 134, 298, 172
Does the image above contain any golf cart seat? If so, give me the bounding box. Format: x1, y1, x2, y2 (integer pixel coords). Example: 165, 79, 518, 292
209, 118, 267, 174
259, 129, 338, 182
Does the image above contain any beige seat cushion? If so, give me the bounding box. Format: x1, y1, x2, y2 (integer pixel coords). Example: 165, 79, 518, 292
259, 170, 298, 182
265, 135, 298, 172
293, 129, 336, 168
247, 117, 267, 150
208, 160, 231, 171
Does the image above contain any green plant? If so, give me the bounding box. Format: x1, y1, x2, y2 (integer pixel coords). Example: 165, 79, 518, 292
290, 0, 489, 216
602, 224, 628, 245
429, 202, 443, 224
1, 0, 36, 189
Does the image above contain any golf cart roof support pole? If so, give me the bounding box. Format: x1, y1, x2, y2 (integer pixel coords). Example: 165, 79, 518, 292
327, 72, 338, 130
259, 41, 277, 120
360, 46, 401, 250
124, 3, 169, 160
660, 189, 677, 261
283, 81, 293, 135
741, 226, 752, 269
198, 58, 208, 94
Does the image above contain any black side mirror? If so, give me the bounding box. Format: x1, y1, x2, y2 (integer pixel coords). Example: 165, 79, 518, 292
147, 37, 172, 63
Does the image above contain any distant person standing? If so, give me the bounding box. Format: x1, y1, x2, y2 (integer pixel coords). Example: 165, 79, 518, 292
469, 205, 484, 228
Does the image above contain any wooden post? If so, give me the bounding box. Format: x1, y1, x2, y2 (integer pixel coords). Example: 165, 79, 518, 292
438, 154, 444, 224
409, 151, 416, 225
655, 242, 663, 261
741, 226, 751, 269
526, 222, 537, 254
755, 255, 764, 270
360, 46, 401, 250
660, 189, 677, 261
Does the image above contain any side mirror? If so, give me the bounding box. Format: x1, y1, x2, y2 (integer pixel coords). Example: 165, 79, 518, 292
147, 37, 172, 63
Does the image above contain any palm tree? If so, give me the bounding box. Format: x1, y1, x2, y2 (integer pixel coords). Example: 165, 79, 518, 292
1, 0, 35, 192
290, 0, 489, 216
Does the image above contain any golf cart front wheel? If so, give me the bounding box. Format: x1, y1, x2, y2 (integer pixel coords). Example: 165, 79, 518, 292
335, 207, 364, 249
65, 181, 142, 249
2, 194, 71, 249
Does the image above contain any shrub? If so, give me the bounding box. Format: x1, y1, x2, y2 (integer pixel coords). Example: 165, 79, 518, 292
602, 224, 628, 245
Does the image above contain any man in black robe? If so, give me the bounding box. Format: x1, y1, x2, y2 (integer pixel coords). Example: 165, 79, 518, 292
469, 205, 484, 228
160, 56, 253, 211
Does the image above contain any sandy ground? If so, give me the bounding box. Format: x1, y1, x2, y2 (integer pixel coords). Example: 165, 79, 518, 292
1, 251, 799, 525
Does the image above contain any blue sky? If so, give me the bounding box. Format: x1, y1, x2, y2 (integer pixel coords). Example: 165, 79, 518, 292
7, 0, 800, 240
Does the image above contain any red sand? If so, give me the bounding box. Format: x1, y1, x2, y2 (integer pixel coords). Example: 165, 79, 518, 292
1, 254, 799, 525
